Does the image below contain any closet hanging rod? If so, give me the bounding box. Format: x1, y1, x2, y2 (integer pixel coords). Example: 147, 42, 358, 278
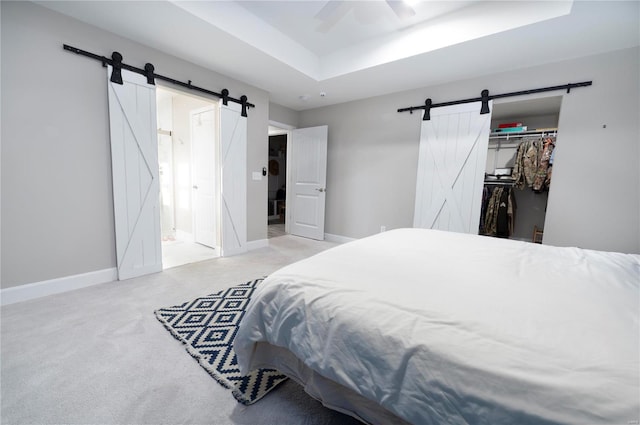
63, 44, 255, 117
484, 180, 516, 186
489, 130, 557, 140
397, 81, 592, 121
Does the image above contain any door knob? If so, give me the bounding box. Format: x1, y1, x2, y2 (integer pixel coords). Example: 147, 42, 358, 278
316, 188, 325, 193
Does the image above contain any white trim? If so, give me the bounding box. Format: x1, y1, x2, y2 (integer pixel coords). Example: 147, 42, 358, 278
324, 233, 357, 244
284, 130, 292, 235
247, 239, 269, 251
269, 120, 295, 135
0, 268, 118, 306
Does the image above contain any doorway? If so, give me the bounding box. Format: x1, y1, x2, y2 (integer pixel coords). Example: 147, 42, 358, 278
107, 67, 247, 280
267, 125, 289, 239
483, 95, 562, 243
266, 123, 329, 241
156, 87, 219, 268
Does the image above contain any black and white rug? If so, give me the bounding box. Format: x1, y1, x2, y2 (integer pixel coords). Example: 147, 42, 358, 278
154, 278, 288, 405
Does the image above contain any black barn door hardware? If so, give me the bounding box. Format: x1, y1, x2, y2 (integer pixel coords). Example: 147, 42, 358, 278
398, 81, 592, 121
63, 44, 255, 117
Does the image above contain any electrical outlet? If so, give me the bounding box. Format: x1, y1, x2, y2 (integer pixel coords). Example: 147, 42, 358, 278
380, 225, 386, 233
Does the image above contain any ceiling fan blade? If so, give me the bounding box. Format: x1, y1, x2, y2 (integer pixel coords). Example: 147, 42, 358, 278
315, 0, 343, 21
385, 0, 416, 20
314, 0, 350, 33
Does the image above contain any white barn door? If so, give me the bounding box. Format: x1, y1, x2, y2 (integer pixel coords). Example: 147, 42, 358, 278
289, 126, 328, 240
413, 101, 492, 234
219, 101, 247, 256
107, 67, 162, 279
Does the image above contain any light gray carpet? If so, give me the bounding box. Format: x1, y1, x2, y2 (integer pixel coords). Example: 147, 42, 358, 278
1, 235, 362, 425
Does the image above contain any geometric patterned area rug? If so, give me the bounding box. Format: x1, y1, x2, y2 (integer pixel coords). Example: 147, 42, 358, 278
154, 278, 289, 405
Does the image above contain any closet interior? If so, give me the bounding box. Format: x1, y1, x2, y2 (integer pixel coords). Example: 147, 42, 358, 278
480, 96, 562, 243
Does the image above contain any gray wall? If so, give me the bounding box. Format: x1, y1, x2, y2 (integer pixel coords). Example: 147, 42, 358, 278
299, 47, 640, 254
1, 1, 269, 288
545, 50, 639, 253
268, 102, 299, 128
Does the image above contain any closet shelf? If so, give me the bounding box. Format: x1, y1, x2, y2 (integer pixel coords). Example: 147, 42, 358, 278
489, 128, 557, 140
484, 175, 516, 185
484, 180, 515, 186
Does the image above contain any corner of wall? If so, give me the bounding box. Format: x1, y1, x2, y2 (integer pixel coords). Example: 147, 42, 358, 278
268, 102, 300, 129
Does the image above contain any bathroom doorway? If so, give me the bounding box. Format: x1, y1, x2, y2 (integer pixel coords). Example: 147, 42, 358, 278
156, 86, 219, 268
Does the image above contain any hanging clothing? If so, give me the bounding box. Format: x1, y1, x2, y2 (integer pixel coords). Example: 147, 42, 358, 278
512, 136, 555, 192
533, 137, 555, 192
482, 186, 516, 238
495, 188, 511, 238
512, 137, 539, 189
483, 186, 500, 236
523, 139, 541, 188
479, 186, 491, 234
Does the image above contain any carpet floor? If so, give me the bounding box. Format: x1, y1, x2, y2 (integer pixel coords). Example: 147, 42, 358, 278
1, 235, 362, 425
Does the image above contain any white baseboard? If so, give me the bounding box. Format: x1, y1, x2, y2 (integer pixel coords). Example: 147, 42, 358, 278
221, 245, 249, 257
324, 233, 357, 244
0, 268, 118, 306
247, 239, 268, 251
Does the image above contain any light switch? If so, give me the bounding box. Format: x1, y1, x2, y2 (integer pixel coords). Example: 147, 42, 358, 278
252, 171, 262, 181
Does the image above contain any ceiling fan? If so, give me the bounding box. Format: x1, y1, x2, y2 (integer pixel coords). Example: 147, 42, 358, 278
315, 0, 416, 33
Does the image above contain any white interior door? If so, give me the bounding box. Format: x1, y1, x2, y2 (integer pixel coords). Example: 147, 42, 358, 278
191, 106, 217, 249
288, 125, 328, 240
413, 101, 492, 234
219, 101, 247, 256
107, 67, 162, 279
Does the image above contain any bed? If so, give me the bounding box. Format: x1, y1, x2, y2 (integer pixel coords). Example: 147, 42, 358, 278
234, 228, 639, 425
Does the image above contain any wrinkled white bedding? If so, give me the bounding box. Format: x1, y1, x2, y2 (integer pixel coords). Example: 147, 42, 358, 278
235, 228, 640, 425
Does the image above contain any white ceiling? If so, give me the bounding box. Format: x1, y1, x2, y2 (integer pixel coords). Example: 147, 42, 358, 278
39, 1, 639, 111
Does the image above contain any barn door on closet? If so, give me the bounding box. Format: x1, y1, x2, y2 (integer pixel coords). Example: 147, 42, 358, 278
107, 66, 162, 280
413, 101, 492, 234
219, 101, 247, 256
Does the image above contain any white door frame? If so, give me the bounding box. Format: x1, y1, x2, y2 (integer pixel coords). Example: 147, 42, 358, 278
269, 120, 295, 234
154, 86, 245, 257
269, 122, 329, 240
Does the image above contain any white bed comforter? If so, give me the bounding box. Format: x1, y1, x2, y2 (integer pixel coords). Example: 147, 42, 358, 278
235, 229, 640, 425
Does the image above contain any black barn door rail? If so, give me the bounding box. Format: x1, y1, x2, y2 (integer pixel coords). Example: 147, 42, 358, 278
398, 81, 592, 121
63, 44, 255, 117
